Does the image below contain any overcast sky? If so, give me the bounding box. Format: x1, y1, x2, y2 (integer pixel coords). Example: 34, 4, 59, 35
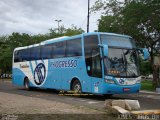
0, 0, 100, 35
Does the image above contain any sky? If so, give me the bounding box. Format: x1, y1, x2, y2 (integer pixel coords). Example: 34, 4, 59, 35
0, 0, 101, 35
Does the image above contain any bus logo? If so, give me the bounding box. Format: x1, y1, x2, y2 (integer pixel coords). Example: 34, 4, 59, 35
34, 63, 46, 85
119, 78, 125, 85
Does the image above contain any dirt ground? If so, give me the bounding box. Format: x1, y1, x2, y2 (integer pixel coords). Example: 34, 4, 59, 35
0, 92, 105, 114
0, 91, 113, 120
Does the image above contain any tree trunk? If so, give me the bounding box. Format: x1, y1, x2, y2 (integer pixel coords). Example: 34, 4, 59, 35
150, 46, 156, 88
152, 65, 158, 88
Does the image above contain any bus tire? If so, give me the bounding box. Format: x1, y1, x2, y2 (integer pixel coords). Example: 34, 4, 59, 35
72, 80, 82, 93
24, 78, 31, 90
103, 94, 113, 98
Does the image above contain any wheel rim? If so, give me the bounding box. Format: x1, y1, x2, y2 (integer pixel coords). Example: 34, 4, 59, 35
73, 83, 81, 92
25, 80, 29, 89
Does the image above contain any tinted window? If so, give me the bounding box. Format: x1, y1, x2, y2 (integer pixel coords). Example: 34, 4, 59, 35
14, 49, 30, 62
30, 47, 40, 60
84, 35, 99, 58
101, 35, 136, 48
22, 49, 30, 61
53, 41, 66, 58
66, 38, 82, 57
14, 50, 20, 62
19, 50, 23, 62
92, 49, 102, 78
41, 44, 53, 59
84, 35, 102, 77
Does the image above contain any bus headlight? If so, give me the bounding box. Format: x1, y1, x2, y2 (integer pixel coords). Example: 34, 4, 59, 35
136, 79, 141, 83
136, 76, 141, 83
105, 79, 115, 84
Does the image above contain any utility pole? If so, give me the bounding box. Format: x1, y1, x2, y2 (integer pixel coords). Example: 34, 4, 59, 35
55, 19, 62, 33
87, 0, 90, 33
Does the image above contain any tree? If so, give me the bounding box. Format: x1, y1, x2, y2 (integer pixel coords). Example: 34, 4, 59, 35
122, 0, 160, 88
0, 36, 10, 73
92, 0, 160, 63
49, 24, 84, 37
0, 25, 84, 73
122, 0, 160, 64
98, 15, 124, 33
92, 0, 160, 88
64, 25, 84, 36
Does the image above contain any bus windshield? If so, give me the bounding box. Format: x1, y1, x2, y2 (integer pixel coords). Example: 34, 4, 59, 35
104, 48, 139, 77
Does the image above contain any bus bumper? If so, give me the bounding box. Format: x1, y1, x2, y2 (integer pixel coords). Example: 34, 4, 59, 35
103, 83, 141, 94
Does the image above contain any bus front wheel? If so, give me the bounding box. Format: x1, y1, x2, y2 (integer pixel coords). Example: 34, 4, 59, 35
72, 80, 82, 93
103, 94, 113, 98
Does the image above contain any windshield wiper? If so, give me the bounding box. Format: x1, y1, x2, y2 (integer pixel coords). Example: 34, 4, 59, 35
122, 50, 128, 76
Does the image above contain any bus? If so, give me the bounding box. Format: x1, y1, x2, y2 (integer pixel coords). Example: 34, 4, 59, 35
12, 32, 149, 96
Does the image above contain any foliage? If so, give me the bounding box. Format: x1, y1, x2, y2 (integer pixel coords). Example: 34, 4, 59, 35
141, 80, 155, 91
139, 60, 152, 75
98, 15, 124, 33
49, 24, 84, 37
92, 0, 160, 63
0, 25, 84, 73
92, 0, 160, 88
122, 0, 160, 64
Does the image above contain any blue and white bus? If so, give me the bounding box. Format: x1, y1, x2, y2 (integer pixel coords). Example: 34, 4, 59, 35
12, 32, 148, 96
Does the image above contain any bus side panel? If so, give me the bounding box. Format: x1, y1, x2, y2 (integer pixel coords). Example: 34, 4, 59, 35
49, 58, 78, 91
61, 68, 70, 91
48, 59, 63, 90
51, 69, 61, 89
43, 69, 53, 89
31, 59, 52, 89
91, 77, 104, 94
60, 57, 84, 91
35, 59, 52, 89
12, 68, 25, 86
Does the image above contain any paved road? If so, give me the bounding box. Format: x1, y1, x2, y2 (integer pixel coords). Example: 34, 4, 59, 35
0, 81, 160, 111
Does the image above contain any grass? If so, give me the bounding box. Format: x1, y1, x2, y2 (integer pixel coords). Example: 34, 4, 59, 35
141, 80, 155, 91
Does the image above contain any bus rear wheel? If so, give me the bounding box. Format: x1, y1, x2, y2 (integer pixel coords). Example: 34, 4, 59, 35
24, 78, 31, 90
72, 80, 82, 94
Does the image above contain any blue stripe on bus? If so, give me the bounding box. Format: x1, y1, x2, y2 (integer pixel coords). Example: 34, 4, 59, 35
29, 61, 34, 76
35, 60, 38, 66
41, 59, 44, 63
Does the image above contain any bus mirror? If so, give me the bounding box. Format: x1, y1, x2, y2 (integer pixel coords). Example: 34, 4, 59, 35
87, 66, 91, 71
103, 45, 108, 57
138, 48, 150, 60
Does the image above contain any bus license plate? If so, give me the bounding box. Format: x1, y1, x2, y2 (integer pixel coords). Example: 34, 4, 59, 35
123, 88, 130, 92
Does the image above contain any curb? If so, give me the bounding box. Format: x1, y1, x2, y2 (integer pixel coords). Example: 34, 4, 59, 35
131, 109, 160, 115
139, 90, 160, 96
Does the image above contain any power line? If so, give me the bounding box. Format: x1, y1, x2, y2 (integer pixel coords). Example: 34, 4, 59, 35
87, 0, 90, 33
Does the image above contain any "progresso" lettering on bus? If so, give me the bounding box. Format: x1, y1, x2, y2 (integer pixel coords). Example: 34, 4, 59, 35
52, 59, 77, 68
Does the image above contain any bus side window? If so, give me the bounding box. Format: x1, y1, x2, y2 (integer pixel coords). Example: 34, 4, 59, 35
84, 35, 102, 78
30, 47, 40, 60
14, 50, 20, 62
41, 45, 53, 59
19, 50, 23, 62
66, 38, 82, 57
53, 41, 66, 58
22, 49, 30, 61
91, 49, 102, 78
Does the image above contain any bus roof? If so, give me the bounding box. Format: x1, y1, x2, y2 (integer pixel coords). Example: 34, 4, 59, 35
14, 32, 131, 51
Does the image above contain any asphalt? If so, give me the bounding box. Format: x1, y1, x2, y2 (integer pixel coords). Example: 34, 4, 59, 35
0, 80, 160, 111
